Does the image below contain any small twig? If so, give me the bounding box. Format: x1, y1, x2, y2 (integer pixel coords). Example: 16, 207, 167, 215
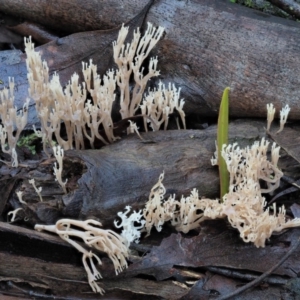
7, 281, 85, 300
217, 236, 300, 300
206, 266, 287, 285
35, 273, 87, 284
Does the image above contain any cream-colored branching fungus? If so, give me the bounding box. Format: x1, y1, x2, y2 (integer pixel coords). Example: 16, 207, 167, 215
82, 64, 117, 145
35, 219, 129, 294
0, 78, 30, 167
127, 120, 145, 141
113, 23, 164, 120
22, 22, 184, 156
140, 81, 186, 131
222, 138, 282, 194
52, 145, 67, 194
7, 191, 26, 222
7, 208, 24, 222
26, 35, 113, 152
266, 103, 291, 134
277, 104, 291, 133
141, 174, 217, 235
0, 23, 185, 168
266, 103, 275, 132
29, 178, 43, 202
139, 138, 300, 247
143, 172, 172, 236
16, 190, 26, 204
141, 172, 208, 235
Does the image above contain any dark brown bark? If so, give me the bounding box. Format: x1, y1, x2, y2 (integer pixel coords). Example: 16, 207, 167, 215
1, 120, 300, 298
0, 0, 150, 33
146, 0, 300, 119
2, 120, 268, 227
8, 22, 59, 44
0, 219, 299, 299
2, 0, 300, 120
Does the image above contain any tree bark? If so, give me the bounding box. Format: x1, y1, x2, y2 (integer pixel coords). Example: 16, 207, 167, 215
1, 0, 300, 120
1, 120, 299, 298
0, 218, 299, 299
0, 0, 150, 33
5, 119, 299, 225
146, 0, 300, 119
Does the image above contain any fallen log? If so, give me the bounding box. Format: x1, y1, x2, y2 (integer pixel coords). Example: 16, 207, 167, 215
2, 120, 269, 227
1, 118, 300, 298
1, 0, 300, 121
0, 217, 299, 299
0, 0, 150, 33
146, 0, 300, 119
4, 119, 300, 227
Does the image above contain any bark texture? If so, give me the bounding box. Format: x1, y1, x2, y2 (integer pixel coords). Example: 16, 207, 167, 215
4, 119, 299, 226
0, 220, 299, 299
3, 120, 267, 227
0, 120, 299, 299
0, 0, 150, 33
146, 0, 300, 119
1, 0, 300, 119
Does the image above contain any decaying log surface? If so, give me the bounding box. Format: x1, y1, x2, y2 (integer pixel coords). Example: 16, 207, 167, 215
0, 219, 299, 299
1, 119, 268, 226
0, 0, 150, 33
147, 0, 300, 119
2, 119, 299, 226
1, 120, 300, 299
0, 0, 300, 119
63, 120, 270, 226
2, 0, 300, 121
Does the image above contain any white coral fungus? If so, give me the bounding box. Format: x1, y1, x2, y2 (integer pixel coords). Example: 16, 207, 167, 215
277, 104, 291, 133
266, 103, 275, 132
142, 138, 300, 247
143, 172, 171, 236
114, 205, 145, 245
0, 77, 29, 167
52, 145, 67, 194
23, 22, 177, 154
113, 22, 164, 120
140, 81, 186, 131
35, 219, 129, 294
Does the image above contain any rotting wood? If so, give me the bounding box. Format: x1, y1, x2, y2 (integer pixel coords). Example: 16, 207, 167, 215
3, 119, 300, 227
0, 0, 150, 33
1, 120, 300, 299
0, 219, 299, 299
2, 0, 300, 121
146, 0, 300, 119
1, 120, 271, 226
0, 257, 190, 300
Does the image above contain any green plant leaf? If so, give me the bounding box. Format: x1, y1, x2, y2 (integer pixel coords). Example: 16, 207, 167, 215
217, 87, 230, 200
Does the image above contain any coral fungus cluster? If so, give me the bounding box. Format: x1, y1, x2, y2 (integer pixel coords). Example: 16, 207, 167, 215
138, 138, 300, 248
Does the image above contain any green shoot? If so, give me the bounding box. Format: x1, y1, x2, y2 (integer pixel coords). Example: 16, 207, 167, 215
217, 87, 230, 200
